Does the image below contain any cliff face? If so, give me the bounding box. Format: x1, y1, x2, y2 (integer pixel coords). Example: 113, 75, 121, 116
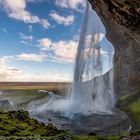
88, 0, 140, 96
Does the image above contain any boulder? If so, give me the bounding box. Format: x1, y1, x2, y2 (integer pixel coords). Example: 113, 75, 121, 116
0, 99, 11, 111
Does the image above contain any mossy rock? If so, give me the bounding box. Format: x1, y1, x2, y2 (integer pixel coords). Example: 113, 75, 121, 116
0, 110, 65, 137
117, 90, 140, 129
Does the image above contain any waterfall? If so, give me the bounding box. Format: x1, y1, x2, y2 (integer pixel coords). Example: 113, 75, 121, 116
68, 1, 115, 115
31, 1, 115, 116
29, 1, 131, 134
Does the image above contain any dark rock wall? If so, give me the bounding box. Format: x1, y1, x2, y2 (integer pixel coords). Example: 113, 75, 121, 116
88, 0, 140, 96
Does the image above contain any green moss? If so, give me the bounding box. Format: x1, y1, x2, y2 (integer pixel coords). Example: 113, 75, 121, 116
128, 99, 140, 126
0, 133, 73, 140
118, 90, 140, 129
0, 110, 65, 137
73, 135, 121, 140
73, 135, 98, 140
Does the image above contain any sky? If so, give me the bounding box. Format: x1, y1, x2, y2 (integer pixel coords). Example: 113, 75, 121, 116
0, 0, 86, 82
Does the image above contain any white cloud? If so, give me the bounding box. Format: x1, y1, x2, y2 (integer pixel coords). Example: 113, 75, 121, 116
0, 54, 72, 82
38, 38, 78, 63
27, 0, 43, 3
28, 25, 33, 32
55, 0, 85, 11
0, 27, 8, 33
1, 0, 39, 23
40, 19, 51, 29
17, 53, 46, 62
11, 70, 71, 82
20, 40, 28, 44
38, 38, 52, 49
37, 34, 111, 63
49, 11, 75, 26
19, 32, 33, 44
0, 57, 23, 81
19, 33, 33, 41
0, 0, 50, 29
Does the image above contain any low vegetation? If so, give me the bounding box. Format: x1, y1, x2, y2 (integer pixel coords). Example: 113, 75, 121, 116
0, 110, 140, 140
0, 110, 70, 139
1, 90, 48, 108
118, 89, 140, 129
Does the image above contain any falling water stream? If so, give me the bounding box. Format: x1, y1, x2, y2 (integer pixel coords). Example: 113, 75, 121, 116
29, 1, 131, 134
69, 1, 115, 115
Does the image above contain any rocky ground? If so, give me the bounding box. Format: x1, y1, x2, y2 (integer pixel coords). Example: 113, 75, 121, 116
0, 110, 140, 140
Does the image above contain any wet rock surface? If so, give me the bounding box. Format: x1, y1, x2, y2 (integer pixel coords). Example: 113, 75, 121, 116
31, 109, 131, 135
0, 99, 11, 111
89, 0, 140, 30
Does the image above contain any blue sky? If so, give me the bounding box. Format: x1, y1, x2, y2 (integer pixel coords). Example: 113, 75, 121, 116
0, 0, 85, 82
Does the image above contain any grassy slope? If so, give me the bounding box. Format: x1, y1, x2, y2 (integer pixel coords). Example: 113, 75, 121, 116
118, 89, 140, 129
0, 110, 69, 139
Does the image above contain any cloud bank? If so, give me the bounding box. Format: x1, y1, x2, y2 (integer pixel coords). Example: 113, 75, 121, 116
49, 11, 75, 26
55, 0, 85, 11
38, 38, 78, 63
0, 0, 50, 29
